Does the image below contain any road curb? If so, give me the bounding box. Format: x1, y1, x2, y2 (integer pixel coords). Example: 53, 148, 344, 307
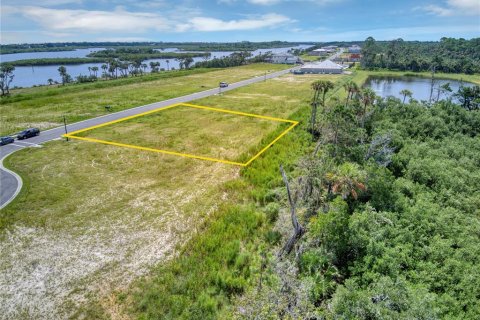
0, 153, 23, 210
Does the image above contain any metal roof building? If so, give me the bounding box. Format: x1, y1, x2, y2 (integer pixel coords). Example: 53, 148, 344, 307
310, 48, 330, 56
348, 45, 362, 54
300, 60, 344, 74
267, 53, 301, 64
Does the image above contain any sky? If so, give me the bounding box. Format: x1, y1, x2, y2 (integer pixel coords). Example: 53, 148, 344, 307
1, 0, 479, 44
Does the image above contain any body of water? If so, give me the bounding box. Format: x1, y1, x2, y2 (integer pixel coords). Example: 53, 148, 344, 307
0, 48, 106, 63
1, 45, 312, 88
365, 76, 474, 102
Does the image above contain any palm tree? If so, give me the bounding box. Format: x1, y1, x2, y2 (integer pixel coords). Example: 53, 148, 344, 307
47, 78, 54, 85
399, 89, 413, 104
101, 64, 108, 78
360, 87, 376, 129
343, 80, 359, 107
91, 66, 99, 78
327, 162, 366, 200
57, 66, 69, 85
141, 63, 148, 74
310, 80, 335, 136
149, 61, 160, 73
183, 57, 194, 69
166, 59, 170, 71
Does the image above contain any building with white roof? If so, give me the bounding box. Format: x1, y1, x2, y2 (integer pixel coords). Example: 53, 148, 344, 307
299, 60, 344, 74
348, 45, 362, 54
267, 53, 301, 64
311, 48, 330, 56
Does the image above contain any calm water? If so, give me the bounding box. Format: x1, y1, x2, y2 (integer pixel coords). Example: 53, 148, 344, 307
1, 45, 312, 88
0, 48, 106, 62
365, 76, 475, 102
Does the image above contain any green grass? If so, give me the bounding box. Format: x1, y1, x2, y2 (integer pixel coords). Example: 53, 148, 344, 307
299, 53, 322, 62
0, 71, 346, 319
125, 104, 314, 320
0, 63, 288, 136
73, 104, 288, 163
122, 74, 350, 319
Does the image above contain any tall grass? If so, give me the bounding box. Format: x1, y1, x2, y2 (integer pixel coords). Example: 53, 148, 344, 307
127, 104, 313, 319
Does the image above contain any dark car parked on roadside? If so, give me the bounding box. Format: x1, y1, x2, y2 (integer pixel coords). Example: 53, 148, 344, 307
17, 128, 40, 140
0, 136, 14, 146
219, 82, 229, 88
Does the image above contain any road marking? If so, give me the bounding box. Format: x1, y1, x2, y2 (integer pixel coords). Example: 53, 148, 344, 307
11, 144, 27, 148
14, 141, 42, 147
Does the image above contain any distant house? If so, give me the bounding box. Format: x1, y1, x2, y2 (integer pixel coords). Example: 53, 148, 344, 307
267, 53, 301, 64
311, 48, 330, 56
322, 45, 338, 51
348, 45, 361, 54
300, 60, 344, 74
349, 53, 361, 62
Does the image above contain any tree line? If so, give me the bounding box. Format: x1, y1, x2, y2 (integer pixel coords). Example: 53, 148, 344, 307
361, 37, 480, 74
86, 48, 203, 61
1, 41, 310, 54
3, 51, 203, 67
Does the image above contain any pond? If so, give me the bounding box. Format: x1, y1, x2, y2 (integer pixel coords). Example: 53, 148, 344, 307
1, 45, 312, 88
364, 76, 475, 103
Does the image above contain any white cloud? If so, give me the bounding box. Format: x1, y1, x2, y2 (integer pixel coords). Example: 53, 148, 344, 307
448, 0, 480, 12
11, 6, 293, 34
418, 0, 480, 16
21, 6, 171, 33
421, 4, 453, 16
187, 13, 294, 31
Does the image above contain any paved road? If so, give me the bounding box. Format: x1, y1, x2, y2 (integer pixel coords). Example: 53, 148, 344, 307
0, 66, 299, 209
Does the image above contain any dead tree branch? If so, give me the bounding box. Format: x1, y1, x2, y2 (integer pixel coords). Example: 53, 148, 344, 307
278, 165, 305, 257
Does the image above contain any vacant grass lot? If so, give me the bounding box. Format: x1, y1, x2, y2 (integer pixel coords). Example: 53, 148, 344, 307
0, 72, 347, 319
0, 64, 288, 136
73, 104, 291, 164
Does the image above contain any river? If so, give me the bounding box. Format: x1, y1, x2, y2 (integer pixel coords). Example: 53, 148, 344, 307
0, 45, 312, 88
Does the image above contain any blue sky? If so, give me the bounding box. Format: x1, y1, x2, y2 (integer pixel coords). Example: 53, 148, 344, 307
1, 0, 479, 44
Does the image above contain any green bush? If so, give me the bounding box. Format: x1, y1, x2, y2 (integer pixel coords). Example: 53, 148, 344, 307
263, 202, 280, 223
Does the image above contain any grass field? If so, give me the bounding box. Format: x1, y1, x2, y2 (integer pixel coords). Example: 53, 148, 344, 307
0, 64, 288, 136
71, 103, 293, 165
0, 71, 346, 319
299, 53, 321, 62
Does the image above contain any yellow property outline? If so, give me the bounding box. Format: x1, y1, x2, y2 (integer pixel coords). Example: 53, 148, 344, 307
63, 103, 299, 167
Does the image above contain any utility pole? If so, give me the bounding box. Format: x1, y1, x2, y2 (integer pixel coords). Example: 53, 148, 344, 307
264, 71, 267, 82
63, 115, 69, 141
